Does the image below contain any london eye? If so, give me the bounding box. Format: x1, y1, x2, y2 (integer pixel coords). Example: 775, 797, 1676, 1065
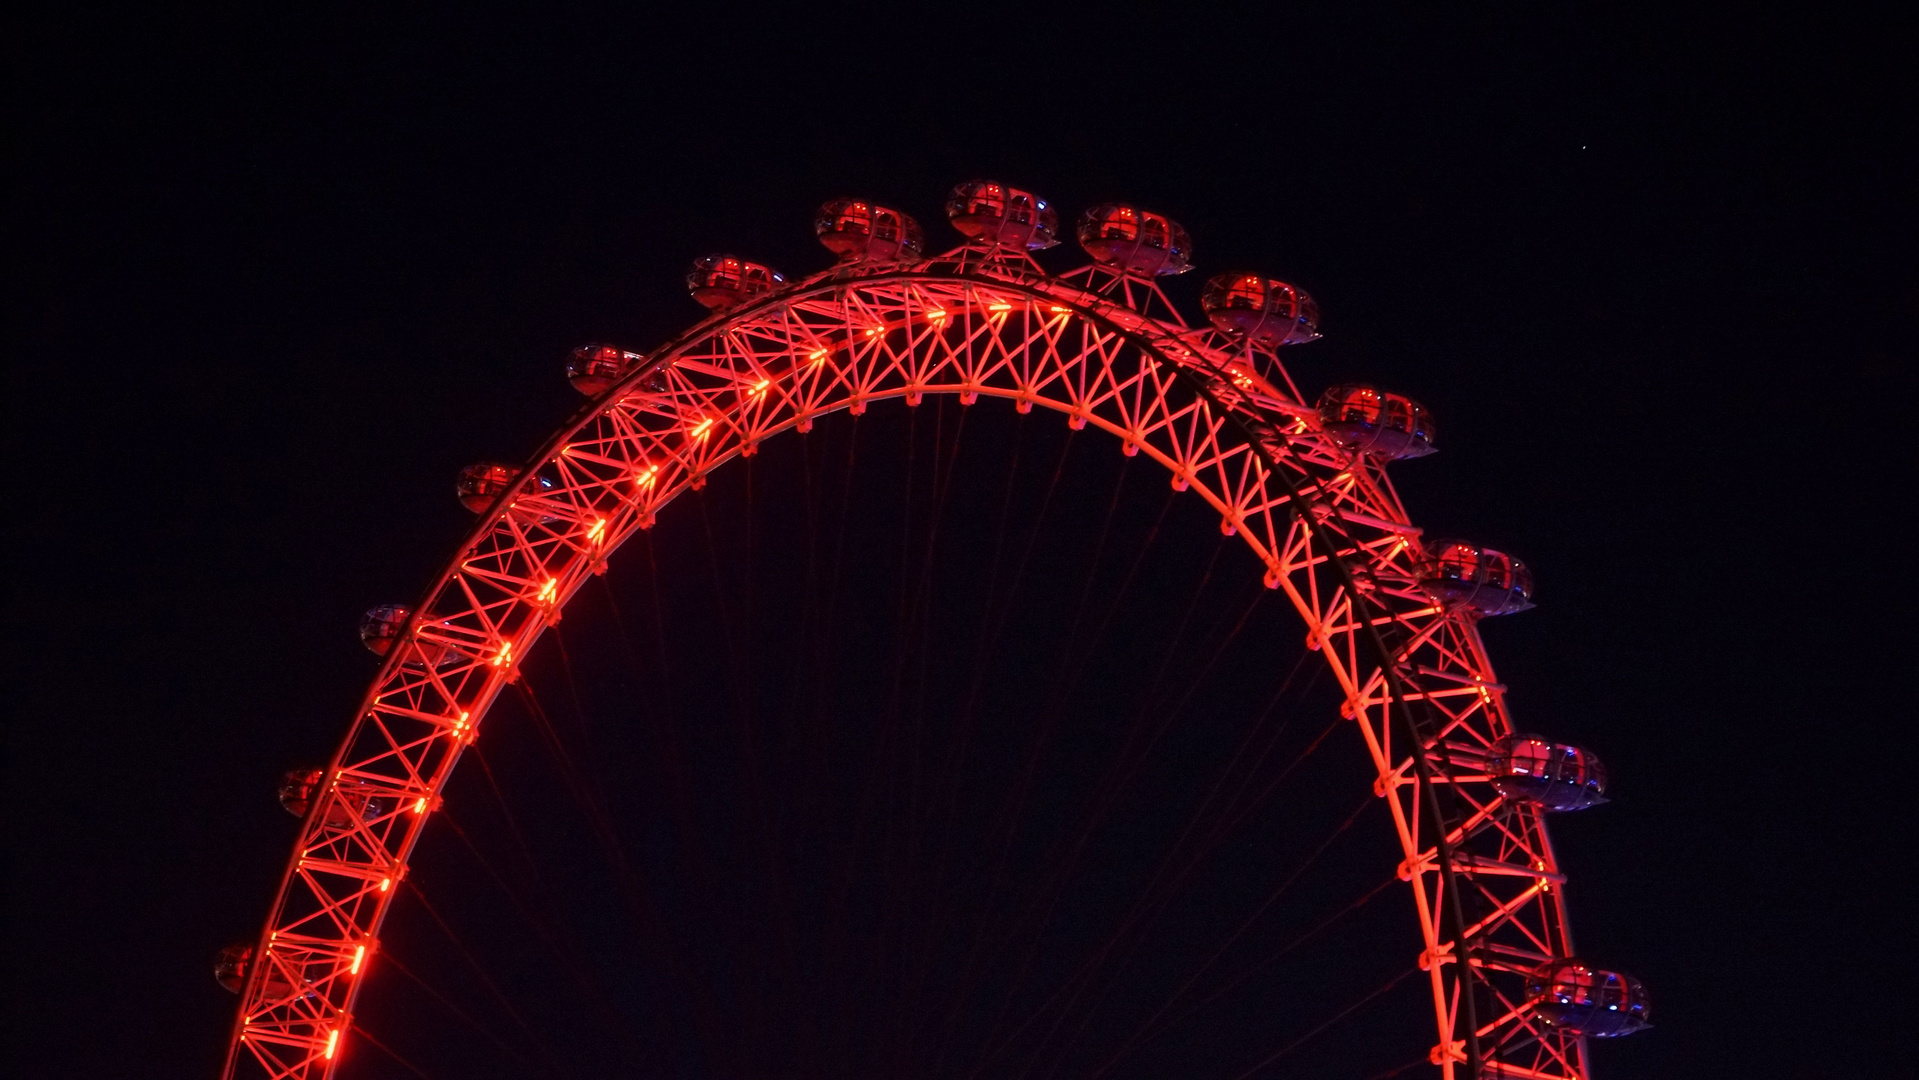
218, 181, 1648, 1080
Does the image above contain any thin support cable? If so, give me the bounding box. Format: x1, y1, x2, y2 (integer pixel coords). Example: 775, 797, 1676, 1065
1114, 650, 1315, 931
697, 461, 783, 1076
549, 623, 595, 744
1092, 873, 1402, 1078
1359, 1054, 1436, 1080
889, 398, 976, 1070
401, 880, 551, 1057
376, 945, 551, 1077
514, 681, 725, 1058
1197, 712, 1345, 861
1013, 783, 1373, 1080
625, 540, 725, 967
1199, 663, 1329, 851
922, 408, 1040, 1066
835, 403, 926, 1073
433, 812, 641, 1052
1227, 966, 1421, 1080
923, 466, 1174, 1059
969, 540, 1247, 1078
816, 415, 866, 1063
467, 745, 544, 881
964, 437, 1143, 1070
871, 399, 936, 1062
348, 1019, 439, 1080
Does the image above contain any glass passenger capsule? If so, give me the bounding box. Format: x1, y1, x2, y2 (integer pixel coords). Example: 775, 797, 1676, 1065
323, 780, 392, 829
360, 604, 454, 666
288, 768, 391, 827
457, 462, 521, 513
1416, 541, 1535, 616
1527, 961, 1651, 1037
1317, 384, 1437, 460
945, 180, 1060, 250
456, 462, 556, 514
214, 942, 252, 993
214, 942, 298, 998
1487, 734, 1609, 810
815, 199, 924, 262
686, 255, 786, 311
1200, 273, 1320, 345
359, 604, 411, 656
566, 343, 640, 396
1076, 204, 1193, 276
279, 768, 324, 817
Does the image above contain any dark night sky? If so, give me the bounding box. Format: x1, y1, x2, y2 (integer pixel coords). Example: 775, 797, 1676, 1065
7, 4, 1913, 1079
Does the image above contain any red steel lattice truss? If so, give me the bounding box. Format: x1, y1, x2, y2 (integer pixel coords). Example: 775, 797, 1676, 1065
226, 241, 1590, 1080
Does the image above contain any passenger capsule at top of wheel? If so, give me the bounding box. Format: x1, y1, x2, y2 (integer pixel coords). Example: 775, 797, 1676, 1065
1200, 273, 1320, 345
1417, 541, 1535, 616
815, 199, 924, 263
686, 255, 786, 311
1317, 384, 1437, 460
945, 181, 1060, 250
1487, 734, 1609, 811
566, 343, 641, 395
1527, 961, 1651, 1037
1076, 204, 1193, 276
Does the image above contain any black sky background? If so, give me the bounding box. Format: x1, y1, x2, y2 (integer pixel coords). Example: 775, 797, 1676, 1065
7, 3, 1914, 1078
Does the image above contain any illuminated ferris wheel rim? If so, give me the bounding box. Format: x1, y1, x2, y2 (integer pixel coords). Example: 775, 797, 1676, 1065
224, 185, 1641, 1080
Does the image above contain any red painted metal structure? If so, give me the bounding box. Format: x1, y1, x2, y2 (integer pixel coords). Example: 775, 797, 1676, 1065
224, 185, 1633, 1079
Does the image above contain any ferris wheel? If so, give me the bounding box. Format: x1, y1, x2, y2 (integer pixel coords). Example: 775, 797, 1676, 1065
217, 182, 1649, 1080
